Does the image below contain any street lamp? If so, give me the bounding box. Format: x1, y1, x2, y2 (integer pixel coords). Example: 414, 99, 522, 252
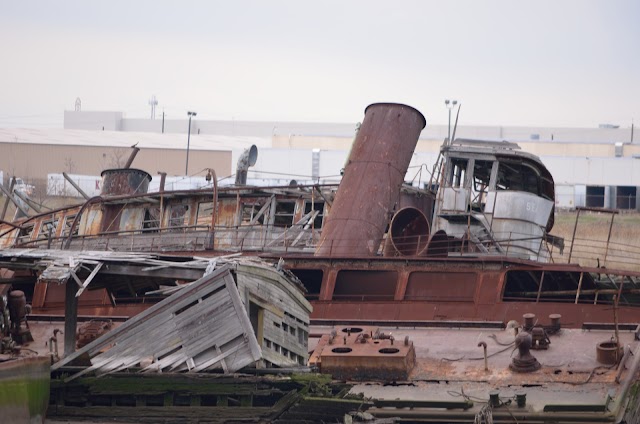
185, 111, 197, 175
445, 99, 458, 144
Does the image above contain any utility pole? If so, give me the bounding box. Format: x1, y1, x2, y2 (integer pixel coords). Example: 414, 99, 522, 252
185, 111, 197, 175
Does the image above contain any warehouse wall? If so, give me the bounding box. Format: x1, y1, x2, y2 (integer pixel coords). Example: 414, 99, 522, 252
0, 142, 231, 187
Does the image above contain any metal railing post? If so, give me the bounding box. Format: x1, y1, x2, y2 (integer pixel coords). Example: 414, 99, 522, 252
567, 208, 581, 263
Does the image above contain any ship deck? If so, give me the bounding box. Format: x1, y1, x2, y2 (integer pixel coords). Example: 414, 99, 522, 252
310, 323, 640, 422
10, 318, 640, 423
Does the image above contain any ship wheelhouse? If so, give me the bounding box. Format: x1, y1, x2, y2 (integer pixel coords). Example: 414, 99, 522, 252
431, 138, 557, 261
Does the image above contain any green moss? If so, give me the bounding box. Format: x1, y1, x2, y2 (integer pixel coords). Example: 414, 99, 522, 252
289, 372, 332, 385
0, 376, 50, 417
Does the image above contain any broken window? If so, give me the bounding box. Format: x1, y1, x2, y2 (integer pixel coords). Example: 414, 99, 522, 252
503, 270, 598, 303
38, 218, 59, 240
304, 200, 325, 229
240, 201, 265, 225
168, 204, 189, 229
61, 214, 79, 238
289, 269, 323, 300
196, 201, 215, 226
496, 160, 552, 200
298, 328, 307, 347
16, 224, 34, 245
273, 201, 296, 227
142, 207, 161, 232
471, 160, 494, 211
447, 158, 468, 188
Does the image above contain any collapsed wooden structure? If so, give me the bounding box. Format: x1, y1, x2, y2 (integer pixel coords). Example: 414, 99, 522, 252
53, 265, 262, 381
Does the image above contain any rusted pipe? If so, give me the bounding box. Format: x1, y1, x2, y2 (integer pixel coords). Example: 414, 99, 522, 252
316, 103, 426, 257
157, 172, 167, 192
205, 168, 218, 251
383, 207, 430, 256
0, 219, 24, 229
235, 145, 258, 186
124, 146, 141, 169
478, 341, 488, 371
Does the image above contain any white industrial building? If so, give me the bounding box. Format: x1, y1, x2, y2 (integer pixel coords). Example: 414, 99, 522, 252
0, 109, 638, 211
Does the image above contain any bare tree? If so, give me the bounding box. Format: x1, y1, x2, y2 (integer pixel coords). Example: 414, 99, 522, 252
64, 156, 77, 173
108, 147, 127, 168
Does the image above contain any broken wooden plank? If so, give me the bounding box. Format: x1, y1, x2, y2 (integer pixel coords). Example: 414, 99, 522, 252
75, 262, 104, 297
53, 265, 262, 382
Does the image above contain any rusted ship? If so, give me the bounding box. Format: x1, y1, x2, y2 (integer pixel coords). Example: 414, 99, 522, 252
1, 103, 638, 325
0, 102, 639, 423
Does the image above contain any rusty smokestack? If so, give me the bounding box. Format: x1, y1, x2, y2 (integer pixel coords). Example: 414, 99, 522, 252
315, 103, 426, 257
100, 168, 152, 196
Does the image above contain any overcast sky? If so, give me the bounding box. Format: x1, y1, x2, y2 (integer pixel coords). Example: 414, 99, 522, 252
0, 0, 638, 128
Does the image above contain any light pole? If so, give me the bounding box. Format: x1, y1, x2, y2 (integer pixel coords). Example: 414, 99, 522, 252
185, 111, 197, 175
445, 99, 457, 144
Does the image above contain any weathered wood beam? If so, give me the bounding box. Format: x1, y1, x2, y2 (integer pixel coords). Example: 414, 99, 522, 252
0, 183, 30, 217
99, 264, 204, 281
0, 177, 16, 220
62, 172, 90, 200
75, 262, 104, 297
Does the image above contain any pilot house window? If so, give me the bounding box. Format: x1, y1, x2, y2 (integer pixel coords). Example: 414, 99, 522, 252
143, 207, 161, 232
497, 162, 541, 197
169, 205, 189, 228
447, 159, 468, 188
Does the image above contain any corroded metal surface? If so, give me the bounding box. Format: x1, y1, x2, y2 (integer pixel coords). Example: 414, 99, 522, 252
76, 319, 113, 348
316, 103, 425, 257
100, 168, 151, 196
343, 324, 640, 422
312, 325, 416, 381
283, 256, 640, 326
383, 207, 430, 256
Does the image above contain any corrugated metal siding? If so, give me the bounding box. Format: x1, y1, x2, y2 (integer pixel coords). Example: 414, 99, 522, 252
0, 142, 231, 181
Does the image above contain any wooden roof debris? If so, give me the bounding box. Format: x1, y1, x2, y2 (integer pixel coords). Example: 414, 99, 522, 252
52, 265, 262, 381
0, 248, 247, 294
